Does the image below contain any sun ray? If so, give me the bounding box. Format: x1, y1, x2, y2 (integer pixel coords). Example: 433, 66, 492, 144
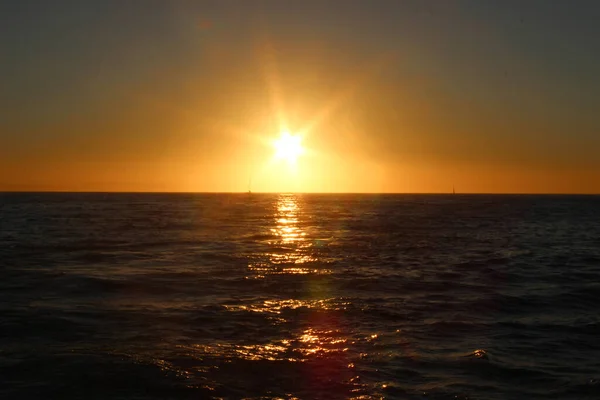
297, 51, 397, 142
255, 31, 288, 134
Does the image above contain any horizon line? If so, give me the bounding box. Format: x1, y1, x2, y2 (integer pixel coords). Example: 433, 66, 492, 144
1, 190, 599, 196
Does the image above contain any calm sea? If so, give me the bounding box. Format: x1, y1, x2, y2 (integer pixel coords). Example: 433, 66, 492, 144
1, 193, 599, 399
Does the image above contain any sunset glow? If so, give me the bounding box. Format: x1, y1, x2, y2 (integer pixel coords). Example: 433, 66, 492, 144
1, 2, 599, 194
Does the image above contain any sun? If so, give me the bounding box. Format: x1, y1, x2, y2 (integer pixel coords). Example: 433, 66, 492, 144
273, 131, 304, 164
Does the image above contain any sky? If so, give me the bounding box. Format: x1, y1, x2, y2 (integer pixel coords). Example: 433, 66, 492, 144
1, 0, 599, 193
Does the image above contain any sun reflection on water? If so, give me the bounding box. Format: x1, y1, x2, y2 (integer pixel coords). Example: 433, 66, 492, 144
224, 298, 352, 315
271, 194, 305, 244
215, 299, 354, 366
247, 194, 332, 277
229, 195, 360, 395
179, 328, 349, 363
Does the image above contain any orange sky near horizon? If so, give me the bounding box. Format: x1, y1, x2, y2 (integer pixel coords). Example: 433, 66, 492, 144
1, 1, 599, 194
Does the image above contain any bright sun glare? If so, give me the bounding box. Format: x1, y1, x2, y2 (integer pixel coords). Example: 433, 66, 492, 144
273, 131, 304, 164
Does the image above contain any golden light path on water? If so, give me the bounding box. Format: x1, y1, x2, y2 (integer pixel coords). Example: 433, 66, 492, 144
167, 194, 399, 397
197, 195, 365, 395
244, 195, 347, 362
248, 194, 332, 277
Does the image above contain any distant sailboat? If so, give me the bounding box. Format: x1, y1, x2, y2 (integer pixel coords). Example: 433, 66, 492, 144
247, 177, 252, 194
453, 185, 455, 195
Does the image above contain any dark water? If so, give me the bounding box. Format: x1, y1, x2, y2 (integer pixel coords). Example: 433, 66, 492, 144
1, 193, 599, 399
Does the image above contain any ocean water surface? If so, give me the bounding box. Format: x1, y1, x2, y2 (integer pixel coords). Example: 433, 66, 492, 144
1, 193, 599, 399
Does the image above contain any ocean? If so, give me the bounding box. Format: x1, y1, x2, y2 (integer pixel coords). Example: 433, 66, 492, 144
1, 193, 599, 399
